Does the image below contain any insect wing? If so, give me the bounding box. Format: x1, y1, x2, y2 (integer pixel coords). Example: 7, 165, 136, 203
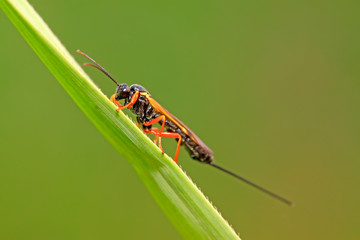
146, 95, 212, 154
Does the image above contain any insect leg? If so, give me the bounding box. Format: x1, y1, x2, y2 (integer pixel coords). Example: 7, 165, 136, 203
110, 91, 140, 112
143, 128, 182, 162
158, 132, 182, 163
110, 94, 123, 108
142, 115, 166, 146
142, 128, 160, 143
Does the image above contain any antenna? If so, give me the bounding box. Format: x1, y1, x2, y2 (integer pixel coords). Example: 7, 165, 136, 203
77, 50, 120, 86
209, 163, 294, 206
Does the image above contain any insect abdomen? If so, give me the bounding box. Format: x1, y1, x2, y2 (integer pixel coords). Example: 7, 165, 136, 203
164, 119, 213, 163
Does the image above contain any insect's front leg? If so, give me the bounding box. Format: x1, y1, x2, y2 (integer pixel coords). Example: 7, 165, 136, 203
110, 94, 124, 109
110, 91, 140, 112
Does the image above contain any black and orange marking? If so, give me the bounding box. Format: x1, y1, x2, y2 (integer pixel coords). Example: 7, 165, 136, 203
77, 50, 294, 206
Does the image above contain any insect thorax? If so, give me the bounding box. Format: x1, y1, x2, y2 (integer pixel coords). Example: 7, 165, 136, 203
129, 92, 214, 163
130, 94, 157, 124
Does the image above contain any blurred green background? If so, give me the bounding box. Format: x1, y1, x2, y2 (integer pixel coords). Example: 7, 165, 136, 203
1, 0, 359, 239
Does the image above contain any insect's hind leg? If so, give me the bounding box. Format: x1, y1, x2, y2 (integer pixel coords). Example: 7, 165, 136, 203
143, 128, 182, 163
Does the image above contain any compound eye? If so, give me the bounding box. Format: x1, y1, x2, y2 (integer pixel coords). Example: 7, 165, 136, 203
115, 84, 130, 99
121, 86, 130, 98
123, 86, 130, 93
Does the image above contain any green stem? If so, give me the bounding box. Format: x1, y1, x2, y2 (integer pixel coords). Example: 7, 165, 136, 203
0, 1, 240, 239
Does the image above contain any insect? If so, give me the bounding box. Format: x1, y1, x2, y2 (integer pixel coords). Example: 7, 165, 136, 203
77, 50, 294, 206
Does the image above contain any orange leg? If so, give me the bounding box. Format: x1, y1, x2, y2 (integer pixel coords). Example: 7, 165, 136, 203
143, 128, 182, 163
143, 128, 161, 144
110, 91, 140, 112
142, 115, 166, 146
110, 94, 122, 108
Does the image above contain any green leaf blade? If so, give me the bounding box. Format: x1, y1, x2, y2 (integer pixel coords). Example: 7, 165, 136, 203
0, 1, 240, 239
